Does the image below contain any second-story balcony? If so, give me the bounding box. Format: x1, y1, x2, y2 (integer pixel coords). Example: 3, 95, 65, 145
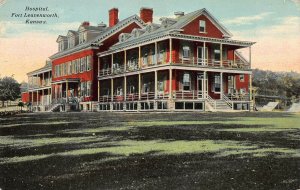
98, 39, 251, 78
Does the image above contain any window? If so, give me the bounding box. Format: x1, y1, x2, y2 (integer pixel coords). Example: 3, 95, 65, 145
143, 83, 150, 93
158, 49, 164, 62
199, 20, 206, 33
82, 57, 86, 72
86, 81, 91, 96
182, 46, 190, 59
103, 88, 110, 96
213, 75, 221, 92
183, 73, 191, 91
239, 74, 245, 82
64, 64, 67, 76
68, 37, 75, 48
158, 81, 164, 92
228, 75, 234, 94
79, 32, 87, 44
214, 49, 221, 61
69, 62, 72, 74
143, 53, 148, 66
76, 59, 80, 73
128, 85, 135, 94
59, 42, 64, 52
80, 58, 85, 72
116, 87, 123, 96
86, 56, 91, 71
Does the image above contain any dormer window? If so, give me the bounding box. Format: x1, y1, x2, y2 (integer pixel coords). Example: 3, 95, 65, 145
199, 20, 206, 33
58, 41, 64, 52
79, 32, 87, 44
68, 37, 75, 48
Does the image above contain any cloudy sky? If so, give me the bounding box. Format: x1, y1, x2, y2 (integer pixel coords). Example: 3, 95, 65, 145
0, 0, 299, 82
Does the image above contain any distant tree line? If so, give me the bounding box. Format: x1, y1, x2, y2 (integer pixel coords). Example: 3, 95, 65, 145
252, 69, 300, 102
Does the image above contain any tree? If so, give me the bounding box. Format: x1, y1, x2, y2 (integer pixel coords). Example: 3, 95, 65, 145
0, 76, 21, 107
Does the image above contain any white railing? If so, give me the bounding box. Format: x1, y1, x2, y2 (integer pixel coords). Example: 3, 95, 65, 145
140, 92, 155, 100
206, 94, 216, 110
173, 90, 198, 99
126, 93, 139, 101
226, 93, 250, 101
177, 57, 250, 69
222, 94, 233, 108
98, 68, 112, 77
99, 95, 111, 102
126, 64, 139, 72
113, 65, 125, 74
157, 92, 169, 99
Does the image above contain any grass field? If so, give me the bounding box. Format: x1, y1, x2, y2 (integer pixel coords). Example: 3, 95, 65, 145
0, 112, 299, 189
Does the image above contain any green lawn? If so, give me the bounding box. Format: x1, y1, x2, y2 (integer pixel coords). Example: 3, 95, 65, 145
0, 112, 299, 189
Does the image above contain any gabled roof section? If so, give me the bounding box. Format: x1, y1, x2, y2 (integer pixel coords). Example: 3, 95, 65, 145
67, 30, 78, 36
110, 8, 233, 50
178, 8, 232, 38
49, 14, 146, 60
56, 35, 67, 43
27, 60, 52, 76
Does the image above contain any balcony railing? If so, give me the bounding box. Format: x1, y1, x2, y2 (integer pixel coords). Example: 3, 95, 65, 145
98, 57, 250, 77
98, 68, 112, 77
178, 57, 250, 69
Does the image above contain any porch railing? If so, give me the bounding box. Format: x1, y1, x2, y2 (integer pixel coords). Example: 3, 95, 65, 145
206, 94, 216, 110
225, 93, 250, 101
222, 94, 233, 108
173, 90, 199, 99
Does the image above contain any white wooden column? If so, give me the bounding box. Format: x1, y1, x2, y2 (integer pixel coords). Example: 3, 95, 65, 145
169, 38, 172, 64
203, 42, 206, 65
36, 91, 39, 105
42, 89, 44, 105
111, 79, 114, 102
31, 91, 33, 103
138, 46, 141, 68
111, 54, 114, 74
233, 50, 236, 66
97, 57, 100, 77
203, 71, 207, 98
138, 73, 141, 100
42, 73, 45, 86
154, 70, 158, 99
98, 80, 100, 102
220, 72, 223, 99
155, 41, 158, 65
66, 81, 68, 100
169, 69, 172, 99
124, 50, 127, 71
124, 76, 127, 101
220, 43, 223, 67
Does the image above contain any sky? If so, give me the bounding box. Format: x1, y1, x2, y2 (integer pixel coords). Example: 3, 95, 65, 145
0, 0, 299, 82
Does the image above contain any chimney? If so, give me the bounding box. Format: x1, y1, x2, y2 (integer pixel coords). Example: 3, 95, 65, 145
140, 7, 153, 23
109, 8, 119, 27
174, 11, 184, 18
81, 21, 90, 27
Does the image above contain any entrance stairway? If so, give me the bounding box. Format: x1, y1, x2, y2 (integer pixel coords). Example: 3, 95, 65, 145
47, 104, 62, 112
205, 95, 233, 112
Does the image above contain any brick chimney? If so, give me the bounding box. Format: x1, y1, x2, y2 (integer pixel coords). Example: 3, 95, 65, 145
109, 8, 119, 27
140, 7, 153, 23
81, 21, 90, 27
